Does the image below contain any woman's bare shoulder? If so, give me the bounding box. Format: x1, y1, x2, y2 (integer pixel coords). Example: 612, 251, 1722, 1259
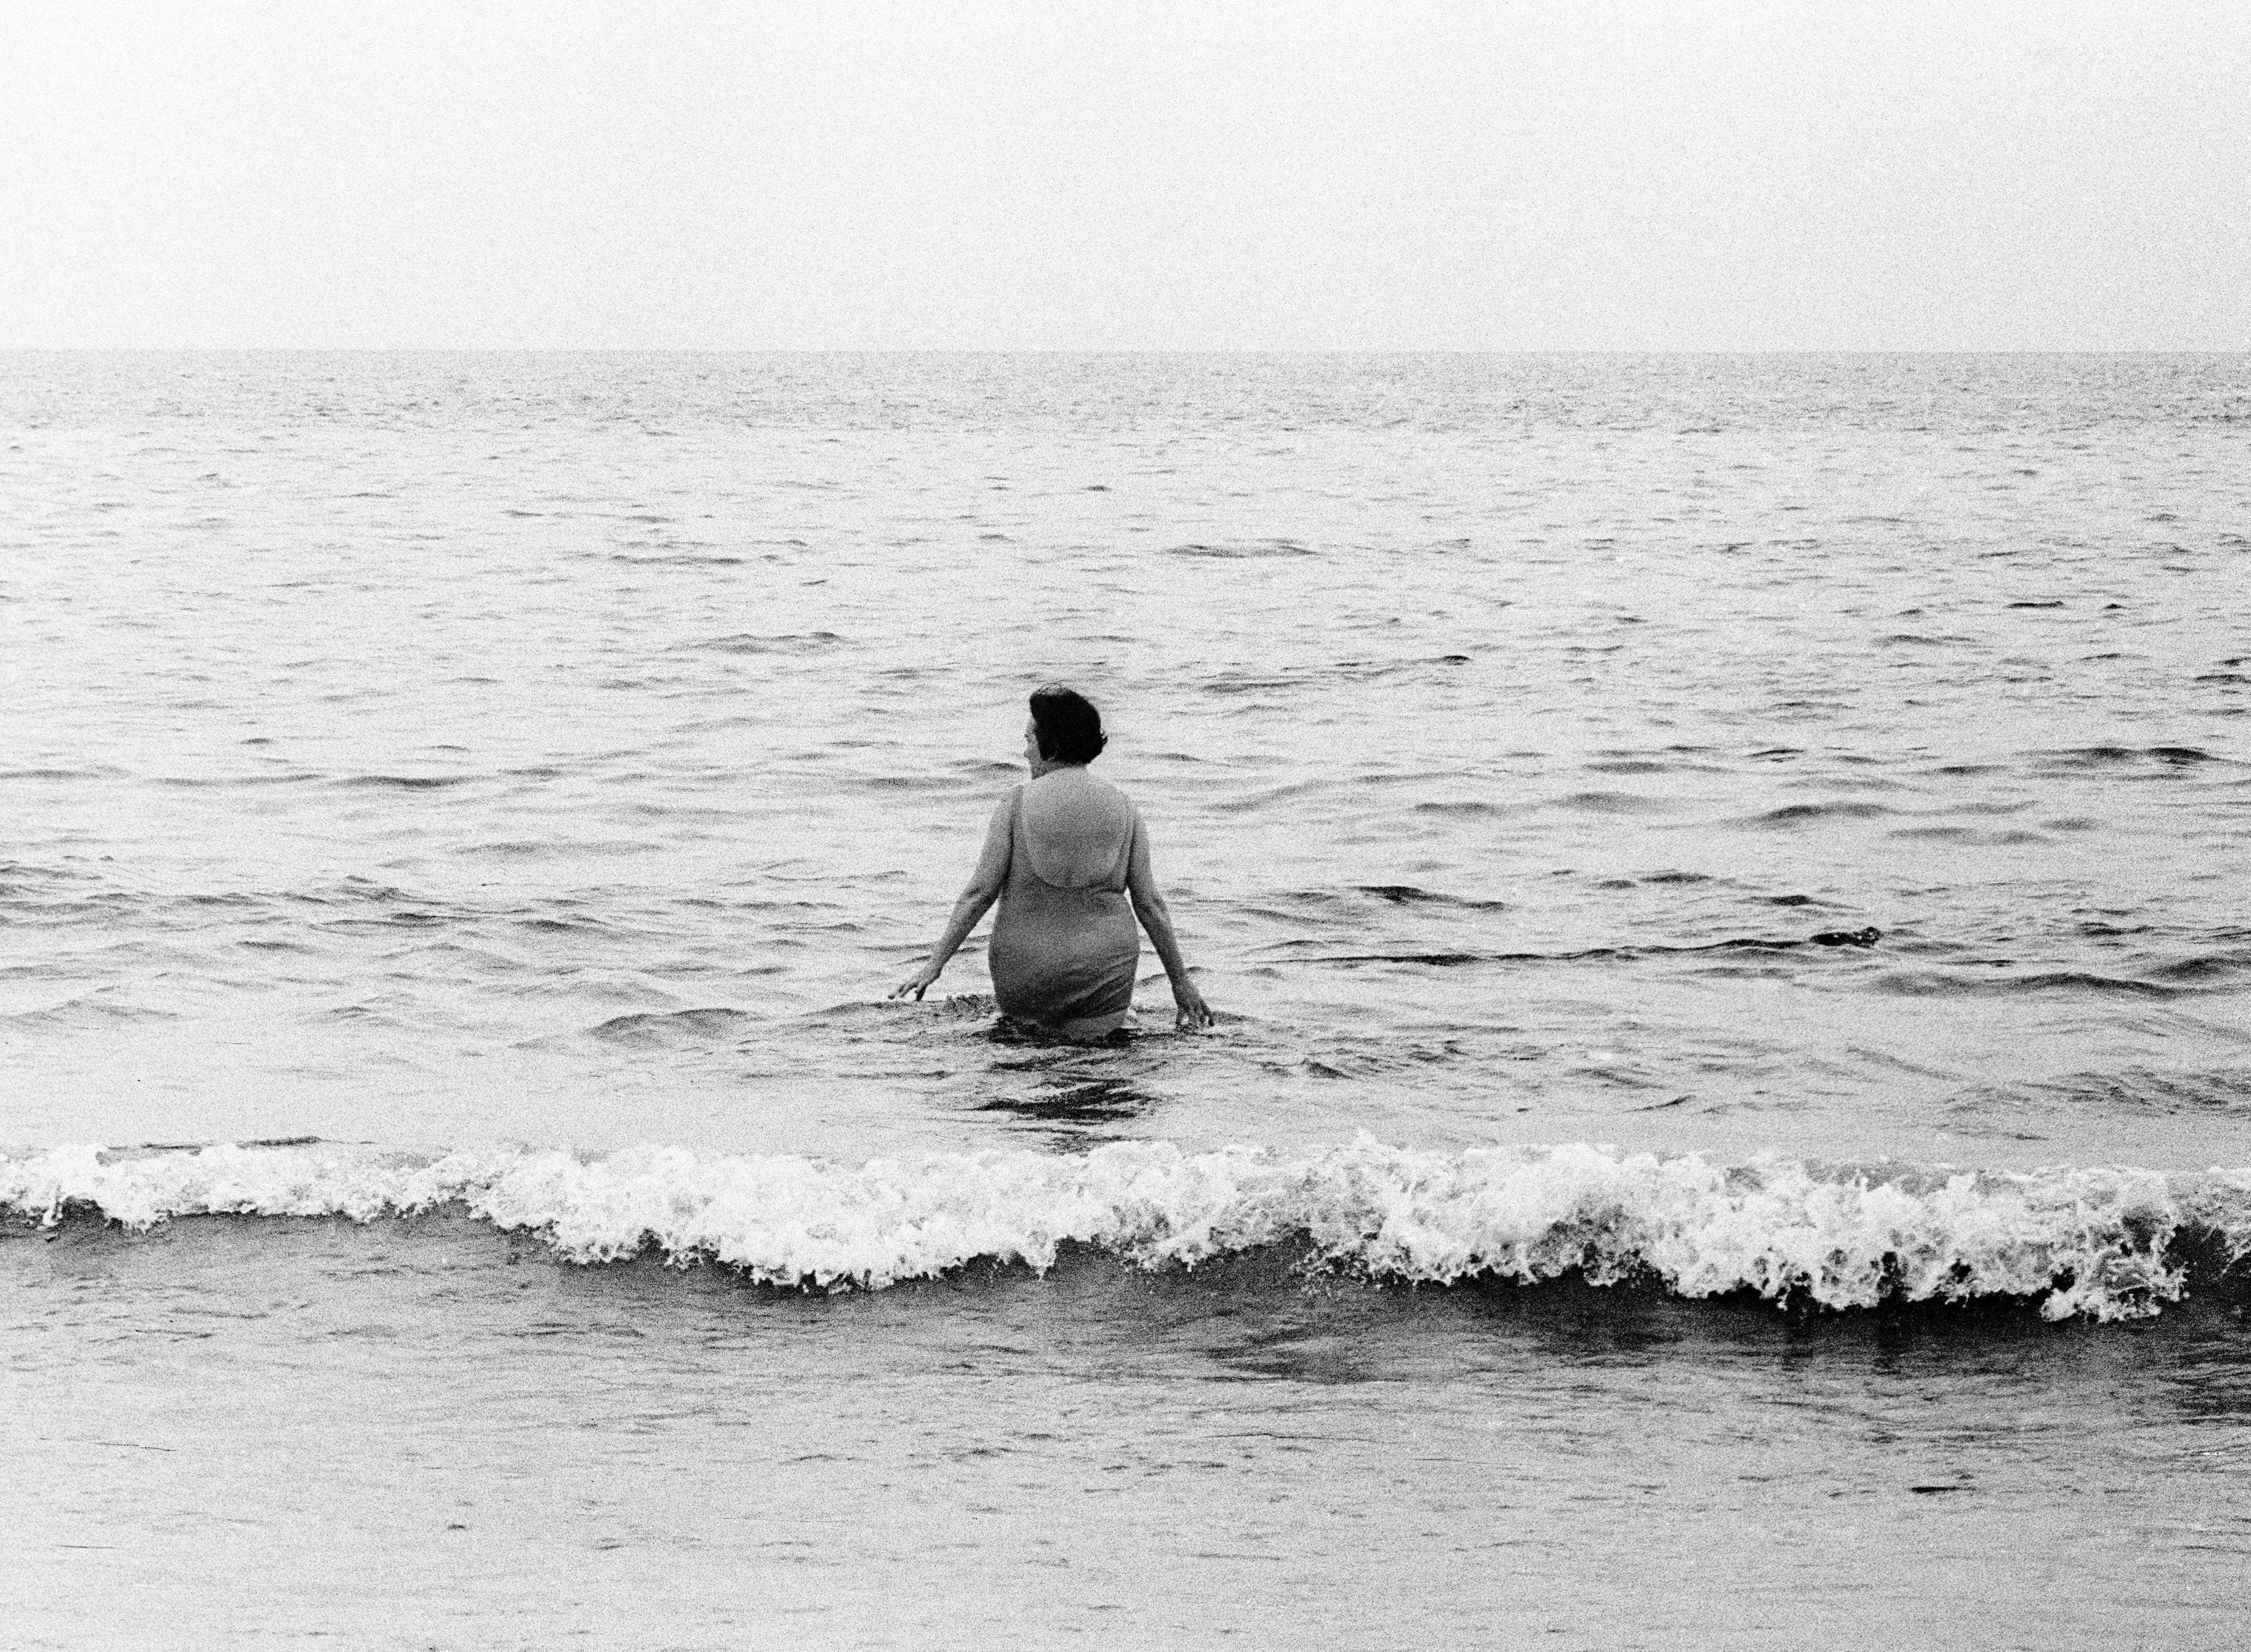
1085, 772, 1133, 809
1024, 769, 1132, 830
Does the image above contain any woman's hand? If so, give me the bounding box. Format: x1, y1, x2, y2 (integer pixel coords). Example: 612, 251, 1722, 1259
1172, 981, 1215, 1031
890, 961, 943, 1001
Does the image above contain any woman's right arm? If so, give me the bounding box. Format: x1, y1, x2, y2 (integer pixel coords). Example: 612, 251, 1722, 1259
891, 795, 1014, 1001
1126, 814, 1215, 1030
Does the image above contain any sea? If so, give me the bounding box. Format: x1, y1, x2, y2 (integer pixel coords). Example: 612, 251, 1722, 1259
4, 352, 2248, 1648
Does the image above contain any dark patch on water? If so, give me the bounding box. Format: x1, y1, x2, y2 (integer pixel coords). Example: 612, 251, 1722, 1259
1412, 799, 1504, 816
2037, 745, 2223, 769
2145, 951, 2251, 983
1353, 884, 1507, 910
976, 1078, 1149, 1124
1549, 790, 1672, 814
1317, 950, 1495, 968
154, 772, 321, 789
517, 916, 616, 935
610, 553, 746, 567
1751, 802, 1894, 826
334, 774, 477, 790
129, 1135, 328, 1153
983, 1017, 1137, 1049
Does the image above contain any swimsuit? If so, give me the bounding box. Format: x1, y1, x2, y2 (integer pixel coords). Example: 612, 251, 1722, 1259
988, 785, 1139, 1026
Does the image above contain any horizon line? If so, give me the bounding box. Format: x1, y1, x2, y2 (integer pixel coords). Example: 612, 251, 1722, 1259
4, 344, 2247, 357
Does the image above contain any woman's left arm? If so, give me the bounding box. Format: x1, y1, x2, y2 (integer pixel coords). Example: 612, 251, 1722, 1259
1126, 813, 1215, 1030
891, 795, 1014, 1001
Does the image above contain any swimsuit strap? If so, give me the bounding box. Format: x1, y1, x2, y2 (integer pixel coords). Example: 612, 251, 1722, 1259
1010, 784, 1061, 890
1107, 806, 1137, 893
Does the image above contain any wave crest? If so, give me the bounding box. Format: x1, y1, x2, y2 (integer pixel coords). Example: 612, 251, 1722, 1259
5, 1139, 2246, 1323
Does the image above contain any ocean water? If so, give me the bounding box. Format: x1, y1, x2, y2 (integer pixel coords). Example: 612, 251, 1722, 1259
4, 352, 2249, 1647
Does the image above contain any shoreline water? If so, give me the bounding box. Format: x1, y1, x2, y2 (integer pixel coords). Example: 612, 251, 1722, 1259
10, 1200, 2249, 1652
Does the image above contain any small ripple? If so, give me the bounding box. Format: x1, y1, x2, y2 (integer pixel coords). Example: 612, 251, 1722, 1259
1284, 929, 1881, 968
1948, 1066, 2251, 1119
334, 774, 478, 790
685, 631, 848, 654
1352, 884, 1508, 910
1412, 799, 1504, 817
1167, 539, 1315, 559
610, 553, 746, 566
589, 1007, 757, 1043
1546, 790, 1673, 815
2034, 745, 2229, 770
1889, 825, 2054, 846
1748, 802, 1895, 827
2145, 951, 2251, 984
3, 994, 182, 1028
1873, 969, 2185, 1000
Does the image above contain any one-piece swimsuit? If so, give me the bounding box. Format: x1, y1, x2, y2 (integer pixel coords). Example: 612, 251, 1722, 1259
987, 785, 1139, 1026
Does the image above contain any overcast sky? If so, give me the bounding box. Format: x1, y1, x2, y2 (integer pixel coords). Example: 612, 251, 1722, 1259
5, 1, 2246, 349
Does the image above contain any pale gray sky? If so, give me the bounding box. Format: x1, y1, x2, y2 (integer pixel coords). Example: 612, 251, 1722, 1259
5, 1, 2246, 349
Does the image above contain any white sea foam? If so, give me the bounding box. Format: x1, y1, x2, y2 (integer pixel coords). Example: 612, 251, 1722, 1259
5, 1138, 2247, 1321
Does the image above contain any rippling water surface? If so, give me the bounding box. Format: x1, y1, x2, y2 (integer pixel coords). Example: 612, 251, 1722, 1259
5, 353, 2249, 1647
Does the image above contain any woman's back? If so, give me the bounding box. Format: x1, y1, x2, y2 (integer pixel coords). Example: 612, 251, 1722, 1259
1015, 769, 1135, 889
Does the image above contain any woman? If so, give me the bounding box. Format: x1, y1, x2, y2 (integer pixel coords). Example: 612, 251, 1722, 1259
891, 686, 1214, 1036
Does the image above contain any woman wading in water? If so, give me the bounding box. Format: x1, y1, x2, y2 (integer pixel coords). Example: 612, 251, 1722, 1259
891, 686, 1214, 1037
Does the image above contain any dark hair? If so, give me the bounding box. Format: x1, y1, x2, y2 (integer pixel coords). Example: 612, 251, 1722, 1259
1030, 685, 1107, 764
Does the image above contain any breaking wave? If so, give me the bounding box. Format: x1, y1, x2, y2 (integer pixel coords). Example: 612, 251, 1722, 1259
6, 1138, 2248, 1324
